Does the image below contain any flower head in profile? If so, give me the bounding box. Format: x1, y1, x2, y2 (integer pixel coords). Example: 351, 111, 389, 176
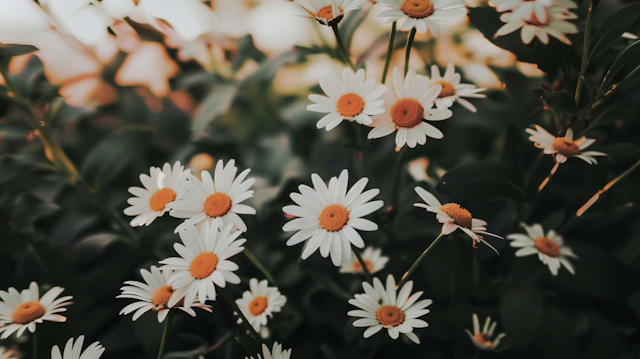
0, 347, 19, 359
117, 265, 212, 323
507, 223, 578, 275
340, 247, 389, 274
245, 342, 292, 359
293, 0, 365, 26
51, 336, 104, 359
367, 68, 452, 149
495, 5, 578, 45
376, 0, 466, 36
159, 222, 246, 307
526, 126, 606, 164
283, 169, 383, 267
170, 159, 256, 232
236, 279, 287, 336
465, 313, 506, 351
308, 68, 387, 130
414, 187, 502, 254
422, 63, 486, 113
348, 275, 431, 344
0, 282, 72, 339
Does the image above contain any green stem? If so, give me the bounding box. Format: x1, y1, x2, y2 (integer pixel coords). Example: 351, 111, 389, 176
398, 233, 445, 288
32, 331, 37, 359
220, 288, 262, 342
331, 22, 356, 70
352, 245, 373, 283
243, 248, 277, 286
390, 147, 406, 214
404, 28, 417, 76
365, 337, 381, 359
574, 0, 594, 108
156, 311, 174, 359
381, 22, 397, 84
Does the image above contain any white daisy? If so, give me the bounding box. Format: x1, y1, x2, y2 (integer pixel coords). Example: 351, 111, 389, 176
376, 0, 466, 36
124, 161, 190, 227
465, 313, 506, 351
495, 5, 578, 45
308, 68, 387, 130
0, 347, 19, 359
0, 282, 72, 339
51, 336, 104, 359
159, 222, 245, 307
340, 247, 389, 274
421, 63, 486, 113
489, 0, 576, 23
526, 126, 606, 164
293, 0, 365, 26
170, 159, 256, 233
246, 342, 292, 359
507, 223, 578, 275
414, 187, 503, 254
117, 265, 212, 323
348, 274, 431, 344
283, 169, 384, 267
235, 278, 287, 335
367, 68, 452, 149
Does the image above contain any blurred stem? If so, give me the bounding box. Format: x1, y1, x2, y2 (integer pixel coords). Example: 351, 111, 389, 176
220, 288, 262, 342
574, 0, 594, 108
381, 22, 397, 84
404, 28, 417, 75
352, 245, 373, 283
366, 336, 382, 359
157, 311, 174, 359
390, 147, 406, 214
313, 21, 331, 49
243, 248, 277, 286
398, 233, 445, 288
331, 23, 356, 70
32, 331, 37, 359
538, 161, 560, 192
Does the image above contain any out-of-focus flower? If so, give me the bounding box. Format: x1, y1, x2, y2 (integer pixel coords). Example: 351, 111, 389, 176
526, 126, 606, 164
507, 223, 578, 275
422, 63, 486, 113
376, 0, 466, 36
348, 274, 431, 344
340, 247, 388, 274
495, 5, 578, 45
245, 342, 292, 359
235, 279, 287, 335
293, 0, 365, 26
250, 0, 314, 54
39, 0, 114, 46
283, 169, 383, 267
115, 41, 179, 98
50, 336, 104, 359
128, 0, 215, 42
189, 153, 215, 179
465, 313, 506, 351
0, 347, 19, 359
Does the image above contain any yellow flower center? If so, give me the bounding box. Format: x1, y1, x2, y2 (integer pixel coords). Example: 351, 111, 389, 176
474, 332, 493, 346
189, 153, 214, 171
248, 296, 269, 316
352, 258, 374, 273
401, 0, 435, 19
151, 285, 175, 308
375, 305, 405, 328
337, 93, 365, 118
319, 204, 350, 232
149, 188, 177, 211
534, 237, 561, 257
391, 98, 424, 128
439, 203, 472, 229
203, 192, 232, 218
432, 80, 456, 98
12, 301, 46, 324
551, 138, 580, 157
317, 5, 342, 19
189, 252, 219, 279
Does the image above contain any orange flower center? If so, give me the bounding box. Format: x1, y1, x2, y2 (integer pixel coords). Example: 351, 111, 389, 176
151, 285, 174, 308
12, 301, 46, 324
551, 138, 580, 157
391, 98, 424, 128
149, 188, 177, 211
375, 305, 405, 328
352, 259, 374, 273
319, 204, 350, 232
432, 80, 456, 98
317, 5, 342, 19
189, 252, 219, 279
439, 203, 472, 229
474, 333, 493, 346
248, 296, 269, 316
534, 237, 561, 257
525, 11, 550, 26
337, 93, 365, 118
401, 0, 435, 19
203, 192, 232, 218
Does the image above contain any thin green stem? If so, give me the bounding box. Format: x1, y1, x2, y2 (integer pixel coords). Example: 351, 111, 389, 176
398, 233, 445, 288
331, 22, 356, 70
574, 0, 594, 108
243, 248, 277, 286
352, 245, 373, 283
390, 147, 406, 214
220, 288, 262, 342
32, 331, 37, 359
381, 22, 397, 84
404, 28, 417, 75
157, 311, 174, 359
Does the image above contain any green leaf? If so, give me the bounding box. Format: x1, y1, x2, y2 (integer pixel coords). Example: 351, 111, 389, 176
0, 44, 38, 58
232, 35, 267, 71
589, 3, 640, 60
246, 51, 300, 82
542, 91, 577, 115
499, 125, 526, 180
192, 83, 238, 135
600, 142, 640, 160
320, 343, 339, 359
500, 285, 543, 349
341, 9, 369, 49
436, 162, 526, 201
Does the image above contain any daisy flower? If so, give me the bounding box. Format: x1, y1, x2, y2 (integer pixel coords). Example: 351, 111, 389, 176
235, 278, 287, 335
507, 223, 578, 275
293, 0, 365, 26
465, 313, 506, 351
246, 342, 292, 359
170, 159, 256, 233
0, 282, 72, 339
159, 222, 246, 307
526, 126, 606, 164
51, 336, 104, 359
0, 347, 19, 359
414, 187, 503, 254
340, 247, 389, 274
489, 0, 576, 23
348, 274, 431, 344
376, 0, 466, 36
124, 161, 190, 227
117, 265, 212, 323
367, 68, 452, 149
422, 63, 486, 113
495, 5, 578, 45
308, 68, 387, 130
283, 169, 384, 267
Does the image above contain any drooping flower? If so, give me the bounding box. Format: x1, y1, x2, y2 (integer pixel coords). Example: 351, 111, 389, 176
348, 275, 431, 344
495, 5, 578, 45
421, 63, 486, 113
376, 0, 466, 36
465, 313, 506, 351
340, 247, 389, 274
235, 279, 287, 335
245, 342, 292, 359
293, 0, 365, 26
507, 223, 578, 275
50, 336, 104, 359
526, 126, 606, 164
283, 169, 383, 267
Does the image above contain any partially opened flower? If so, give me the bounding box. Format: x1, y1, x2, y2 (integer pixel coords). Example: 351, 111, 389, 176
507, 223, 578, 275
246, 342, 292, 359
293, 0, 365, 26
414, 187, 502, 254
465, 313, 506, 351
236, 279, 287, 335
308, 68, 387, 130
422, 63, 486, 113
51, 336, 104, 359
495, 5, 578, 45
283, 169, 383, 267
117, 265, 212, 323
340, 247, 389, 274
0, 347, 19, 359
368, 68, 452, 148
0, 282, 72, 339
376, 0, 466, 36
348, 275, 431, 344
526, 126, 606, 164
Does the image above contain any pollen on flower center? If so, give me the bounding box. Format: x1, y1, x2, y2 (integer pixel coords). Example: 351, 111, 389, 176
391, 98, 424, 128
352, 259, 374, 273
189, 252, 219, 279
12, 301, 46, 324
534, 237, 561, 257
317, 5, 342, 19
474, 332, 493, 345
151, 285, 174, 308
432, 80, 456, 97
439, 203, 472, 229
551, 138, 580, 156
337, 93, 365, 118
319, 204, 350, 232
203, 192, 232, 218
149, 188, 177, 211
375, 305, 405, 328
401, 0, 435, 19
248, 296, 269, 316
